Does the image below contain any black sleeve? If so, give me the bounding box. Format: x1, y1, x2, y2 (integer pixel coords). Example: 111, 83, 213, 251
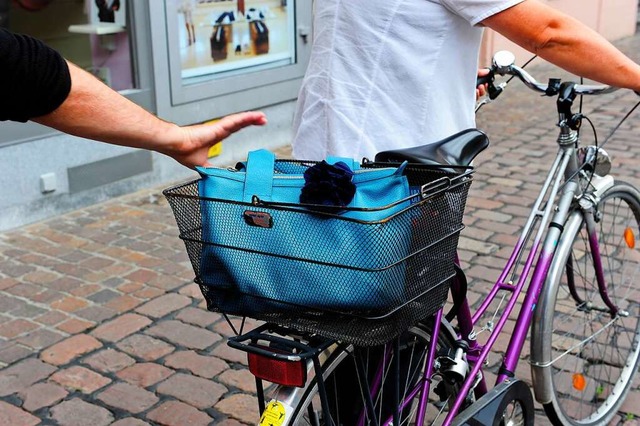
0, 28, 72, 122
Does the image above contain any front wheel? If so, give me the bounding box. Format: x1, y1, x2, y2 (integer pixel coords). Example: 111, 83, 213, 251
532, 181, 640, 426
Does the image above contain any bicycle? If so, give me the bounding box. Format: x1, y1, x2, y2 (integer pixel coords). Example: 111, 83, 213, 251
165, 50, 640, 425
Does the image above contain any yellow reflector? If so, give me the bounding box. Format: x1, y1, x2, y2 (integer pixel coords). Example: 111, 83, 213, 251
624, 227, 636, 249
573, 373, 587, 391
204, 118, 223, 158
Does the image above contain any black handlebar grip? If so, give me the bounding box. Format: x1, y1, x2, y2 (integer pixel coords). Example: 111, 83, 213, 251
476, 69, 494, 87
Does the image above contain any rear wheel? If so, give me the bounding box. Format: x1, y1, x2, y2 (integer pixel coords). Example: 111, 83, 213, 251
539, 182, 640, 425
287, 319, 459, 425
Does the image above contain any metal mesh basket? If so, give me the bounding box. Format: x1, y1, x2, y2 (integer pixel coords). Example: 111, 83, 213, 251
164, 162, 472, 346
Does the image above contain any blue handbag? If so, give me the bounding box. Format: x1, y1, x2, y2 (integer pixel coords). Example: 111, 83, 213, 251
194, 149, 413, 313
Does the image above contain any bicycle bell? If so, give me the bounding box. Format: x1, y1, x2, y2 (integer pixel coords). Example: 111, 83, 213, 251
492, 51, 516, 75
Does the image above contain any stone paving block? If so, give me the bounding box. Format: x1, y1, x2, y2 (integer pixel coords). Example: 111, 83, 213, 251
135, 293, 192, 318
116, 362, 174, 388
146, 400, 213, 426
47, 276, 83, 293
116, 334, 175, 361
40, 334, 102, 366
125, 269, 158, 284
163, 350, 228, 379
74, 305, 118, 322
0, 400, 39, 426
50, 296, 89, 313
15, 328, 65, 350
219, 368, 259, 394
30, 288, 65, 304
82, 348, 136, 374
91, 313, 152, 342
0, 319, 39, 339
87, 288, 120, 304
5, 282, 43, 298
118, 282, 144, 294
79, 256, 116, 270
178, 283, 206, 300
156, 372, 227, 409
19, 382, 68, 412
174, 306, 220, 327
105, 294, 143, 312
212, 342, 248, 366
0, 260, 35, 277
0, 277, 18, 291
217, 419, 246, 426
50, 365, 112, 394
620, 391, 640, 418
458, 236, 499, 256
97, 382, 159, 414
50, 398, 114, 426
111, 419, 150, 426
148, 274, 185, 291
0, 358, 56, 397
69, 284, 102, 298
9, 303, 47, 319
56, 318, 95, 334
23, 270, 59, 286
132, 286, 164, 300
0, 342, 33, 365
215, 393, 260, 425
146, 320, 221, 350
0, 317, 14, 330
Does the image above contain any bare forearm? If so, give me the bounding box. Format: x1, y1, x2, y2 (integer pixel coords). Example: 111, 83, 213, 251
32, 61, 267, 169
483, 0, 640, 91
33, 61, 181, 152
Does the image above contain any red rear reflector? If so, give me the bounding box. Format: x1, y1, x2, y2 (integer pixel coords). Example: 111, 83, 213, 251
248, 352, 307, 387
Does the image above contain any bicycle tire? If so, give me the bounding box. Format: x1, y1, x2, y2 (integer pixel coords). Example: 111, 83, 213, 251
533, 181, 640, 426
286, 319, 458, 425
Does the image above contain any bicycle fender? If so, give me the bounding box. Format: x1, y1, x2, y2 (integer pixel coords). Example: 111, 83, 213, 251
529, 209, 583, 404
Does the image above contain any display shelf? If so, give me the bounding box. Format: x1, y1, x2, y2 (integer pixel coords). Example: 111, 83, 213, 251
68, 23, 125, 35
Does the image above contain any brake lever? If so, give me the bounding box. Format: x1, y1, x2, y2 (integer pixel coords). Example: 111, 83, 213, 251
475, 81, 507, 112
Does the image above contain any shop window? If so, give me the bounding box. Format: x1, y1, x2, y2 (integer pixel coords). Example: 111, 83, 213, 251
150, 0, 311, 123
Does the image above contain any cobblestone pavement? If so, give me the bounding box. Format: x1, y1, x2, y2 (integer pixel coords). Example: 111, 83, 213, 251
2, 36, 640, 426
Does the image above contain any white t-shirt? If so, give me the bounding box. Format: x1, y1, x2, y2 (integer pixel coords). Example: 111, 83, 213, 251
291, 0, 523, 161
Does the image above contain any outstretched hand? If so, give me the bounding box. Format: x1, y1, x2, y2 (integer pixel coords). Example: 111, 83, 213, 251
164, 111, 268, 168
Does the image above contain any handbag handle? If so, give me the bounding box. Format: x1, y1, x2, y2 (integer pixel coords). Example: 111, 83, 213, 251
243, 149, 276, 203
243, 150, 363, 203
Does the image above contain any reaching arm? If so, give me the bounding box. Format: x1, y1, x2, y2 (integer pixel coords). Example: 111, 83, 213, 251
482, 0, 640, 91
32, 62, 267, 168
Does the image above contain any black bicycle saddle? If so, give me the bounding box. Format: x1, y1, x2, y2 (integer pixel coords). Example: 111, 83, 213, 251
374, 128, 489, 167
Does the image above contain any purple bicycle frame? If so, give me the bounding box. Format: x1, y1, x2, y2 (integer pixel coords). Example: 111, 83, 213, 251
367, 145, 612, 426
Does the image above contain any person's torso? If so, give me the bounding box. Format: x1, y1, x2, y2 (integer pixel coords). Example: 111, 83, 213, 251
292, 0, 512, 160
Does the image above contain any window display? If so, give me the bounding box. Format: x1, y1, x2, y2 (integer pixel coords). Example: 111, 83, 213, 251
174, 0, 295, 81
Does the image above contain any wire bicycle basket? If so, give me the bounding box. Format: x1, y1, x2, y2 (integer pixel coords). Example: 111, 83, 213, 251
164, 161, 472, 346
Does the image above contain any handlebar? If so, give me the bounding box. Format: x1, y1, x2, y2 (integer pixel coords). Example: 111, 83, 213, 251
501, 63, 618, 96
476, 51, 621, 113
